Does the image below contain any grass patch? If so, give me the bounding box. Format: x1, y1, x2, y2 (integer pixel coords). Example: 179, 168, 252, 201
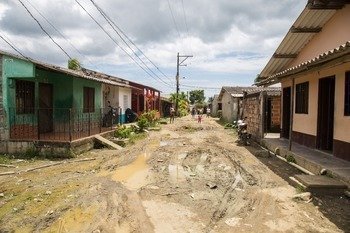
286, 155, 296, 164
295, 184, 306, 193
0, 154, 12, 164
129, 132, 147, 145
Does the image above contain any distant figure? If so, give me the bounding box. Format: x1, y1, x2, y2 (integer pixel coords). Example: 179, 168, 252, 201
197, 109, 203, 123
191, 108, 196, 118
170, 106, 175, 123
206, 108, 211, 118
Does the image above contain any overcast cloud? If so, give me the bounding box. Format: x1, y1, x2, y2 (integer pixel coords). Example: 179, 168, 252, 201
0, 0, 305, 96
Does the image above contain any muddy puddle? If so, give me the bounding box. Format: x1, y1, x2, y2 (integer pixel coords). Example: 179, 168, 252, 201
112, 139, 160, 190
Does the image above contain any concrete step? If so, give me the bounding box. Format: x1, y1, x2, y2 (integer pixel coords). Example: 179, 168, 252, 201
294, 174, 348, 195
94, 135, 123, 150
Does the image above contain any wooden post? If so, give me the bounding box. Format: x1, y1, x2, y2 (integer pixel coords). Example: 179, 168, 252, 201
288, 78, 295, 151
99, 108, 102, 133
69, 108, 72, 141
88, 113, 91, 136
259, 91, 266, 139
37, 109, 40, 140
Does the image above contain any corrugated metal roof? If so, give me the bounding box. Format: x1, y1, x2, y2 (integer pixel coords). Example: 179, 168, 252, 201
259, 3, 340, 79
0, 49, 132, 88
258, 41, 350, 86
218, 86, 280, 100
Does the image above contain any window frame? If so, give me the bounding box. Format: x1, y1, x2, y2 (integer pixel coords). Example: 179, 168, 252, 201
83, 87, 95, 113
16, 80, 35, 114
345, 71, 350, 116
295, 81, 309, 114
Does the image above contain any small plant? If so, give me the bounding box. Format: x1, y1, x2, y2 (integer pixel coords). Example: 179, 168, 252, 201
295, 184, 306, 193
114, 125, 133, 139
137, 117, 150, 131
286, 155, 296, 163
224, 123, 234, 129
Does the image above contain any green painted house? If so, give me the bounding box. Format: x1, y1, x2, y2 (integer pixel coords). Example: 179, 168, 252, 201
0, 50, 132, 153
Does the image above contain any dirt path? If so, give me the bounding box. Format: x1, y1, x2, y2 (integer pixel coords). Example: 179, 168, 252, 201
0, 115, 347, 232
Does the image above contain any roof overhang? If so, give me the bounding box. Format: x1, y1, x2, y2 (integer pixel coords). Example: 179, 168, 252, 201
256, 1, 350, 85
257, 41, 350, 86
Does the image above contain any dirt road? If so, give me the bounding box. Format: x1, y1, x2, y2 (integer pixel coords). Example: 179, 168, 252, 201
0, 116, 347, 232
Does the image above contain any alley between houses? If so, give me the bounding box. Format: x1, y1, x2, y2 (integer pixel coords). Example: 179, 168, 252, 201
0, 116, 349, 233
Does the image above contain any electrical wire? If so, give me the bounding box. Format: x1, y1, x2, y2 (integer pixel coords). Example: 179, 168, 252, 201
24, 0, 95, 67
167, 0, 181, 38
89, 0, 174, 87
75, 0, 173, 89
89, 0, 174, 85
0, 34, 29, 60
17, 0, 72, 59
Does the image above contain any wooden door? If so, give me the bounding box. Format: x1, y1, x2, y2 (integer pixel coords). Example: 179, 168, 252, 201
282, 87, 291, 138
39, 83, 53, 133
317, 76, 335, 151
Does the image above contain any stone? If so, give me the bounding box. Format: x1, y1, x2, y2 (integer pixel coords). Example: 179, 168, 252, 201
320, 168, 327, 175
45, 191, 52, 195
206, 182, 217, 189
293, 192, 311, 201
0, 193, 4, 197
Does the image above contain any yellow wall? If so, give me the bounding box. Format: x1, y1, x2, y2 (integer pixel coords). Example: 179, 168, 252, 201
288, 5, 350, 68
281, 62, 350, 143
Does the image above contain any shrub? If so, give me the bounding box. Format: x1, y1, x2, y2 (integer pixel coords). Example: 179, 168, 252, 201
114, 125, 133, 139
137, 110, 160, 129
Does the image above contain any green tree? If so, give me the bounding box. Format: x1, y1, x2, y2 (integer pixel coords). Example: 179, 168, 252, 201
189, 90, 205, 104
169, 91, 189, 116
68, 58, 81, 70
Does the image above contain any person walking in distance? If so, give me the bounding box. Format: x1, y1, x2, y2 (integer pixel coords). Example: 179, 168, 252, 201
206, 107, 211, 118
170, 106, 175, 123
197, 108, 202, 123
191, 107, 196, 119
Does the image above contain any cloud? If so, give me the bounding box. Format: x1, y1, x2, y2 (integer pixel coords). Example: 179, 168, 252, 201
0, 0, 306, 95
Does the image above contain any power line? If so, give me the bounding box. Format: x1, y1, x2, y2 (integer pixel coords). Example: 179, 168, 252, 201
24, 0, 95, 67
0, 34, 29, 60
89, 0, 174, 87
167, 0, 181, 38
89, 0, 174, 85
181, 84, 221, 90
17, 0, 72, 59
75, 0, 173, 89
181, 0, 193, 54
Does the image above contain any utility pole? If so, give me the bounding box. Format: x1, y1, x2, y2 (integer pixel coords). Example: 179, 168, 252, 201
176, 52, 193, 116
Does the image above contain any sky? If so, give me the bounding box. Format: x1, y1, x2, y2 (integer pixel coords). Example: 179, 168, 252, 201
0, 0, 306, 98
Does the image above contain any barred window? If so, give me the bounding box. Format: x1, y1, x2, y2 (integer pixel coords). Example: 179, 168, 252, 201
83, 87, 95, 113
295, 82, 309, 114
345, 72, 350, 116
16, 80, 35, 114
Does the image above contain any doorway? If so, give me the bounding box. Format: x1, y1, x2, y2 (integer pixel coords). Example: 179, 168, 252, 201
317, 76, 335, 151
265, 97, 272, 132
39, 83, 53, 133
282, 87, 291, 138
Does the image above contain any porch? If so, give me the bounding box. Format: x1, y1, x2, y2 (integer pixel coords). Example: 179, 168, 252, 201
9, 108, 123, 142
261, 137, 350, 186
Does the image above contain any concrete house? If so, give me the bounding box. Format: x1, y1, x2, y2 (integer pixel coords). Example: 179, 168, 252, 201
256, 0, 350, 161
0, 50, 133, 154
210, 94, 221, 117
218, 86, 258, 123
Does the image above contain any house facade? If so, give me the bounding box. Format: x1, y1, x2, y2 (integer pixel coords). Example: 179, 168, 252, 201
0, 50, 136, 154
242, 88, 281, 140
218, 86, 258, 123
211, 94, 221, 117
256, 1, 350, 161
